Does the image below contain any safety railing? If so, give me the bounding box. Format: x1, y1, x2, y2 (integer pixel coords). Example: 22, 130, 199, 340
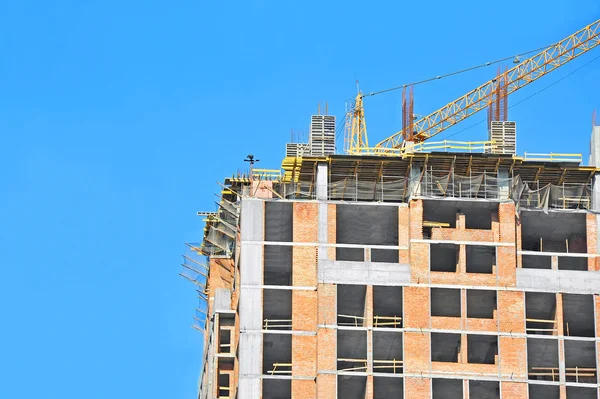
217, 386, 231, 398
337, 358, 368, 372
268, 362, 292, 375
373, 315, 402, 328
523, 152, 583, 163
263, 319, 292, 330
529, 367, 597, 382
251, 168, 282, 180
373, 359, 403, 374
347, 140, 497, 156
525, 318, 557, 334
338, 314, 365, 327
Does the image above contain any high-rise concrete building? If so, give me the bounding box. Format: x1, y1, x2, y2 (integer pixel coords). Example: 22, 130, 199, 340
185, 125, 600, 399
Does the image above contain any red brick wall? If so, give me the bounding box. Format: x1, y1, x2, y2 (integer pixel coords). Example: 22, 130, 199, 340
404, 376, 431, 397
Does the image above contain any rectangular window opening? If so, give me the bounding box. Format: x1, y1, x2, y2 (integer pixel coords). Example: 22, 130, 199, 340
263, 379, 291, 399
373, 331, 403, 374
264, 245, 292, 285
263, 289, 292, 331
217, 373, 230, 398
566, 386, 598, 399
430, 244, 458, 272
558, 256, 588, 271
262, 333, 292, 375
565, 340, 597, 384
468, 380, 499, 399
525, 292, 557, 336
431, 288, 461, 318
522, 254, 552, 269
265, 201, 293, 242
423, 200, 498, 231
337, 285, 367, 327
527, 338, 559, 382
338, 376, 367, 399
431, 333, 461, 363
337, 330, 367, 372
373, 377, 403, 399
467, 289, 496, 319
432, 378, 462, 399
467, 334, 497, 364
529, 384, 559, 399
466, 245, 495, 274
521, 211, 586, 253
373, 286, 403, 328
562, 294, 595, 338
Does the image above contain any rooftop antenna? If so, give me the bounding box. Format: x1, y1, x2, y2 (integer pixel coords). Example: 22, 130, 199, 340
244, 154, 260, 177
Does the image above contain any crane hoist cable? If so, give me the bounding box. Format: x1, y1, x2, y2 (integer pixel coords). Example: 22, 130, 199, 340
346, 18, 600, 155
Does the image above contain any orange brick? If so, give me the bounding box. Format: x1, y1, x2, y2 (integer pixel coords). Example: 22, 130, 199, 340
293, 202, 318, 242
316, 374, 335, 398
317, 283, 336, 325
587, 213, 597, 271
403, 286, 430, 328
293, 246, 317, 286
317, 328, 336, 371
403, 332, 430, 373
498, 291, 525, 333
404, 376, 431, 397
292, 335, 317, 377
501, 381, 528, 398
499, 336, 527, 378
292, 290, 317, 331
291, 379, 316, 399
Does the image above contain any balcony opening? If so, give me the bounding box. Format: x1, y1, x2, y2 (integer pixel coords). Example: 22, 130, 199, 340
565, 340, 597, 383
468, 380, 499, 399
525, 292, 557, 336
527, 338, 559, 381
373, 331, 403, 374
265, 201, 293, 242
529, 384, 559, 399
264, 245, 292, 286
262, 334, 291, 375
467, 334, 497, 364
430, 244, 458, 272
431, 288, 461, 317
262, 379, 291, 399
431, 333, 461, 363
466, 245, 495, 274
337, 285, 366, 327
373, 286, 403, 328
338, 376, 367, 399
521, 211, 586, 253
337, 330, 367, 372
218, 313, 235, 354
467, 290, 496, 319
373, 377, 403, 399
432, 378, 462, 399
562, 294, 594, 337
263, 289, 292, 331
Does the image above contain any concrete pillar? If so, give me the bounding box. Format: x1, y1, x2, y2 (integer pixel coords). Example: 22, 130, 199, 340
497, 168, 510, 199
408, 165, 422, 198
316, 162, 328, 200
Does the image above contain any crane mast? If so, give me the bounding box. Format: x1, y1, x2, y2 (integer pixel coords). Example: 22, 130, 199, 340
346, 19, 600, 155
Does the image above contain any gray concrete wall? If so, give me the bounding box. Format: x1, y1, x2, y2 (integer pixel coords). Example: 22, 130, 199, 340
238, 198, 264, 397
213, 288, 232, 313
517, 268, 600, 294
318, 259, 411, 285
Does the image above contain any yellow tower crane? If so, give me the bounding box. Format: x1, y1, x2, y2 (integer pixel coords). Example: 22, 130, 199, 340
346, 18, 600, 155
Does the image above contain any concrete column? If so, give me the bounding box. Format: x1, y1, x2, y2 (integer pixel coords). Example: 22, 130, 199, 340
498, 168, 510, 199
316, 162, 328, 200
408, 165, 422, 198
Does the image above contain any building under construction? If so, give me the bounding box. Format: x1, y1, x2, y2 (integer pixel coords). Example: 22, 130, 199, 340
181, 19, 600, 399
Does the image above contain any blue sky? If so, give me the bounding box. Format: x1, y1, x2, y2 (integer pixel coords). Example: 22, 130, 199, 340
1, 1, 599, 398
